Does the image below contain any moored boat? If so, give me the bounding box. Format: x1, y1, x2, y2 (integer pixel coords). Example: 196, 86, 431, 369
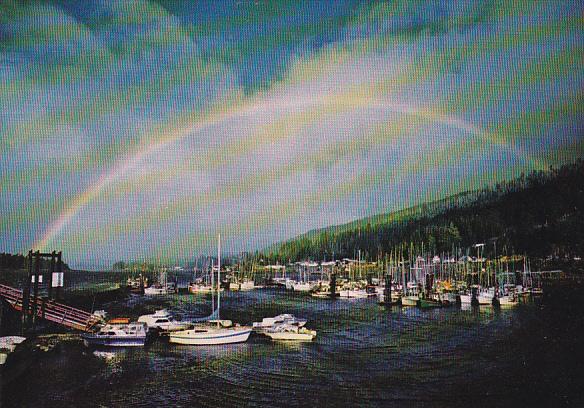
417, 297, 443, 309
138, 309, 191, 332
401, 295, 419, 306
169, 320, 252, 345
264, 325, 316, 342
81, 322, 148, 347
252, 314, 307, 332
169, 235, 252, 346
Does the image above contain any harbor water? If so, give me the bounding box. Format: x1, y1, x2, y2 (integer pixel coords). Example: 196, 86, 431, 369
3, 284, 583, 407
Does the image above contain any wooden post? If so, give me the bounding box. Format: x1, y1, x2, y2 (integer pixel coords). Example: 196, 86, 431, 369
22, 250, 33, 332
31, 251, 41, 329
0, 297, 4, 337
384, 274, 392, 305
329, 272, 337, 299
48, 251, 56, 300
56, 251, 63, 301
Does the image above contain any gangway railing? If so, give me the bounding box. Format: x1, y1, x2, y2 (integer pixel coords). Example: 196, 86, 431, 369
0, 284, 101, 331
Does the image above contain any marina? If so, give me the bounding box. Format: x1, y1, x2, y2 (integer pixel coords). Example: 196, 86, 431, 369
2, 1, 583, 406
0, 279, 582, 407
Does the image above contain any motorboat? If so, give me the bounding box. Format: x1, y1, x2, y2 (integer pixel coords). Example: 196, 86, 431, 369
0, 336, 27, 365
239, 280, 255, 291
144, 281, 176, 296
417, 297, 443, 309
252, 314, 307, 332
401, 282, 420, 306
263, 325, 316, 342
401, 295, 419, 306
138, 309, 191, 332
338, 288, 372, 298
169, 320, 252, 345
81, 322, 148, 347
188, 282, 219, 293
285, 279, 316, 292
497, 295, 518, 306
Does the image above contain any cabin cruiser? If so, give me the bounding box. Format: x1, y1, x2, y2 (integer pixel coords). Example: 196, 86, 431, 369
285, 279, 316, 292
169, 320, 252, 345
138, 309, 191, 332
144, 281, 176, 296
263, 324, 317, 341
81, 322, 148, 347
460, 287, 494, 306
339, 288, 373, 298
252, 314, 307, 332
398, 282, 420, 306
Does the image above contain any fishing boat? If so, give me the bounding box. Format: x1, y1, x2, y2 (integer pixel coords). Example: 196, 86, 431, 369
338, 289, 366, 298
169, 235, 252, 346
239, 280, 255, 291
264, 325, 317, 342
252, 314, 307, 332
285, 279, 316, 292
81, 322, 148, 347
401, 282, 420, 306
138, 309, 191, 332
417, 297, 443, 309
144, 270, 176, 296
188, 282, 221, 293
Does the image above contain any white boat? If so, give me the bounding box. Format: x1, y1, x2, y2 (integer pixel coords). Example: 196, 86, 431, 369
0, 336, 27, 365
460, 291, 493, 306
188, 282, 222, 293
144, 285, 169, 296
81, 322, 148, 347
264, 325, 316, 342
252, 314, 307, 331
497, 295, 518, 306
229, 278, 255, 291
169, 320, 252, 345
239, 280, 255, 291
144, 281, 176, 296
138, 309, 191, 332
401, 282, 420, 306
338, 288, 371, 298
477, 292, 493, 305
292, 281, 316, 292
401, 295, 419, 306
169, 235, 252, 346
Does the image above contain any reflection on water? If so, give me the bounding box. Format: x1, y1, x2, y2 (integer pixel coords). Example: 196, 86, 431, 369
3, 287, 583, 407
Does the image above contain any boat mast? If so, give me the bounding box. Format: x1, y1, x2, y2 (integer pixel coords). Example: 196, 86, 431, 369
211, 258, 215, 313
217, 234, 221, 322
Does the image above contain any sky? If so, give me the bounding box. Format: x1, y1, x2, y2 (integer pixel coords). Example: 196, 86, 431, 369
1, 0, 583, 269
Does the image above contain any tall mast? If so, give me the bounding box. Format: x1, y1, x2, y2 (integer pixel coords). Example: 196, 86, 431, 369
217, 234, 221, 319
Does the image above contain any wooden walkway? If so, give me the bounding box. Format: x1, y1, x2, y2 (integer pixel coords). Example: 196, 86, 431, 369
0, 284, 101, 331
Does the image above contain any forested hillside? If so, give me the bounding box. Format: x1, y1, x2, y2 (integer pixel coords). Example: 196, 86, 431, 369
263, 160, 584, 264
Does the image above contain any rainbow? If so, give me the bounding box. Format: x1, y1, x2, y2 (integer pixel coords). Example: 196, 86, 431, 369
33, 89, 543, 252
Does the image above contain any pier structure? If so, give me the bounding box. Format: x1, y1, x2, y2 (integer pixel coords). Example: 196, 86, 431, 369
0, 251, 101, 333
0, 284, 101, 332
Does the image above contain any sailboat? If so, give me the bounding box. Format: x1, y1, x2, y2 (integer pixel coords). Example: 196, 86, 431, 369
169, 235, 252, 345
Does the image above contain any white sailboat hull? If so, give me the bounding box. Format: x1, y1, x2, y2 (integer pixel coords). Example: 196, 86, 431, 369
169, 327, 252, 345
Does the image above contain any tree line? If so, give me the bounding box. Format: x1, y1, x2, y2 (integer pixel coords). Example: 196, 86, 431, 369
261, 159, 584, 265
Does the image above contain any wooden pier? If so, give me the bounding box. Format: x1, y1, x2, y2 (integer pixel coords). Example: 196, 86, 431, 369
0, 284, 100, 332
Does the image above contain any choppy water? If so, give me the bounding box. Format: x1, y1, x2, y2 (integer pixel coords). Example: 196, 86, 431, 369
3, 286, 584, 407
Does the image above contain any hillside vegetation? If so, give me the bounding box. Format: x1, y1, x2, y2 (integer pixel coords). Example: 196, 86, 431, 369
263, 160, 584, 265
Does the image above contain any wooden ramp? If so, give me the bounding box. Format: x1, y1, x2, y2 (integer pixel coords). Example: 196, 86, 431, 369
0, 284, 101, 331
